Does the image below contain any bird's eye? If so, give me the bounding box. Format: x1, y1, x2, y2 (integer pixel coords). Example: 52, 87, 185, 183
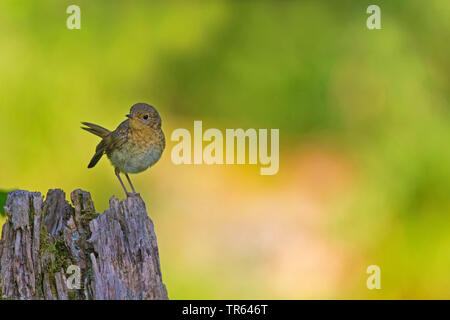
143, 115, 149, 120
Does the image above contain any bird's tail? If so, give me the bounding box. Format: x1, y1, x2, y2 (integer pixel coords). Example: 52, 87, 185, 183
81, 122, 111, 138
81, 122, 110, 168
88, 140, 106, 168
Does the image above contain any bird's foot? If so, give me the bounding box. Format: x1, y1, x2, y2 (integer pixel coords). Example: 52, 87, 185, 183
126, 192, 140, 198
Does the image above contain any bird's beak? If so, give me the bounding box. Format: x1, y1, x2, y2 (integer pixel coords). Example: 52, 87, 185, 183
126, 114, 133, 119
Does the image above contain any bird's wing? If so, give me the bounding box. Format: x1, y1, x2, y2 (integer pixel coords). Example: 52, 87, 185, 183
104, 120, 129, 155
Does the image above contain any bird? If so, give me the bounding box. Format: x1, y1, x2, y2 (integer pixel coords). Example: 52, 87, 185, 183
81, 103, 165, 197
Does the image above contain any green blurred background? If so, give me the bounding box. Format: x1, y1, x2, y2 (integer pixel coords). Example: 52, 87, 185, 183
1, 0, 449, 299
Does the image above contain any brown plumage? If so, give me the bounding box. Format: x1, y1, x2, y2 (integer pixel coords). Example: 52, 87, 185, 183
81, 103, 165, 197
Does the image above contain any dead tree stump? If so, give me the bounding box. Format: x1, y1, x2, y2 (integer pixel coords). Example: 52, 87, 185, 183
0, 189, 168, 300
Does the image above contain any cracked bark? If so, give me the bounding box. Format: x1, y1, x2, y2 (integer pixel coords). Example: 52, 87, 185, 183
0, 189, 168, 300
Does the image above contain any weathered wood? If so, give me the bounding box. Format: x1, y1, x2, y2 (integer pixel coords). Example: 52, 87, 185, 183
0, 189, 168, 300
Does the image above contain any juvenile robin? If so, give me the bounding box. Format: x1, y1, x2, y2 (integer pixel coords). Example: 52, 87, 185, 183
81, 103, 165, 197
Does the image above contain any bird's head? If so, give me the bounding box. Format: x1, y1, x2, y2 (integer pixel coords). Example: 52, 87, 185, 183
126, 103, 162, 130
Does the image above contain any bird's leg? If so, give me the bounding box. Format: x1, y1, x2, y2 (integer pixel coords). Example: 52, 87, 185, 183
125, 173, 138, 195
115, 167, 130, 197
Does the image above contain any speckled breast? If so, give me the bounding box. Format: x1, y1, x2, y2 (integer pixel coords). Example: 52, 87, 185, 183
108, 130, 165, 174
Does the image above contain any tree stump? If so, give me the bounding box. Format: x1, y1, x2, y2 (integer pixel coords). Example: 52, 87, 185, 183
0, 189, 168, 300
